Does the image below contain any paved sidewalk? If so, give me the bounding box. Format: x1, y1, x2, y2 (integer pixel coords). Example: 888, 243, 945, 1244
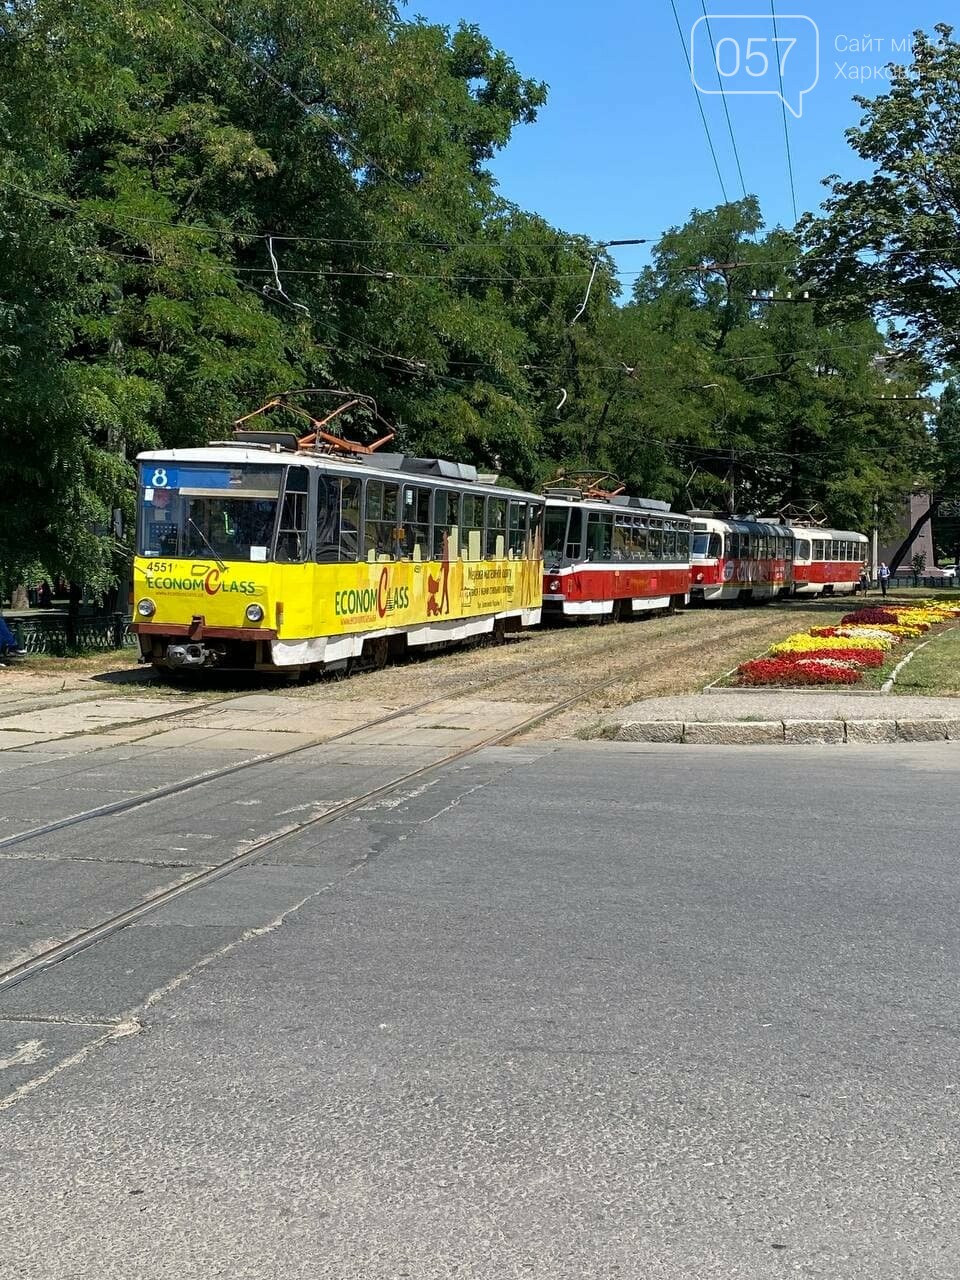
602, 692, 960, 746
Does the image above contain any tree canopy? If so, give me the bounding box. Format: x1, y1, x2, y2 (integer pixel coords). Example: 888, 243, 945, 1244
0, 1, 945, 592
806, 24, 960, 370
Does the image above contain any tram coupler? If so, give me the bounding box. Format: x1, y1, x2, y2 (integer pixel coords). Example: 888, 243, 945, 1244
166, 642, 210, 669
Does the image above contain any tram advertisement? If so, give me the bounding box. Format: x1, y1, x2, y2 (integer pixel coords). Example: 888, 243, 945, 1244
133, 554, 541, 637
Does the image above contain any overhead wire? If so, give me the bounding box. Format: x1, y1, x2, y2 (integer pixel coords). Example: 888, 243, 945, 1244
696, 0, 748, 198
770, 0, 799, 223
667, 0, 730, 201
8, 182, 958, 285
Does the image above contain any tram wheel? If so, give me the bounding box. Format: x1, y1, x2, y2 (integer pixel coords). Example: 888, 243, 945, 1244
359, 637, 390, 671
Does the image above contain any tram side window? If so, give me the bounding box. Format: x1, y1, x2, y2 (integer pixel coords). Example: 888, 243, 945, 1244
461, 494, 483, 561
276, 466, 309, 563
565, 507, 583, 559
485, 497, 508, 559
662, 529, 676, 560
338, 477, 361, 561
315, 474, 338, 562
527, 503, 544, 559
364, 480, 400, 561
400, 485, 431, 561
612, 516, 630, 561
586, 512, 613, 561
433, 490, 461, 560
316, 474, 360, 563
648, 522, 663, 561
676, 527, 690, 561
507, 502, 526, 558
633, 519, 648, 559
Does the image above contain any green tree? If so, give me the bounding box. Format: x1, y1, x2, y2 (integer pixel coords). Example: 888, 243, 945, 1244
0, 0, 586, 590
624, 200, 928, 528
806, 25, 960, 369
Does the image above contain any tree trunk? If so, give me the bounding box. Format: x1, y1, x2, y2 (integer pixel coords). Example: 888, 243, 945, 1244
66, 581, 82, 649
9, 585, 28, 610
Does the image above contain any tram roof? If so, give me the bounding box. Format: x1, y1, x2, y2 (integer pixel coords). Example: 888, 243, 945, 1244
788, 525, 868, 542
689, 515, 794, 536
545, 493, 687, 520
136, 447, 542, 502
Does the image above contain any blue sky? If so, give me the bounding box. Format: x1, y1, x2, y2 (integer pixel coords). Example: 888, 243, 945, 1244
407, 0, 948, 285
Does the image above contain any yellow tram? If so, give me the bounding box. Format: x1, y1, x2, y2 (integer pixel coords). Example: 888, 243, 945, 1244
131, 400, 544, 674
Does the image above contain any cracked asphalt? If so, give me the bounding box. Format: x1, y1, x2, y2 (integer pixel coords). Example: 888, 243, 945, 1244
2, 730, 960, 1278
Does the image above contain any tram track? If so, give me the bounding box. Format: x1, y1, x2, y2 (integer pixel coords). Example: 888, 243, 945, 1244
0, 605, 800, 851
0, 603, 853, 996
0, 626, 635, 855
0, 653, 661, 995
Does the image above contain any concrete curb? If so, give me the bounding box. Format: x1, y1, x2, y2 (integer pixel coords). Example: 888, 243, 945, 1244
607, 718, 960, 746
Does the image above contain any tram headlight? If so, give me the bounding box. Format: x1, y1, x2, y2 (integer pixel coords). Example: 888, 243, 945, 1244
695, 572, 704, 583
136, 598, 156, 618
245, 603, 264, 623
549, 580, 561, 592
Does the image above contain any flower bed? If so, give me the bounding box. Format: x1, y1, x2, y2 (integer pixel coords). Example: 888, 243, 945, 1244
769, 632, 891, 655
732, 599, 959, 688
738, 657, 862, 686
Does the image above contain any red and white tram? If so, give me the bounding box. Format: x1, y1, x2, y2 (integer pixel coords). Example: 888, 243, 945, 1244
791, 527, 868, 596
688, 515, 795, 603
542, 489, 691, 620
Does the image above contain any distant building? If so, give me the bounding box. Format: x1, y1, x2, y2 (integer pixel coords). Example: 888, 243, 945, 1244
878, 492, 935, 571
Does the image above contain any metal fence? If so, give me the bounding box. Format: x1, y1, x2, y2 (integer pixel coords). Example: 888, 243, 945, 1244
9, 613, 136, 656
889, 576, 959, 590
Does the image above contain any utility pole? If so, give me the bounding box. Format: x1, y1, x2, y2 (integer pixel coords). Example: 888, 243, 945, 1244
728, 446, 736, 515
701, 383, 734, 513
871, 494, 879, 580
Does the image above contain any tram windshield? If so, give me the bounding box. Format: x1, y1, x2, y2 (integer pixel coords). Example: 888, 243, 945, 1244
138, 463, 283, 562
692, 532, 721, 558
543, 508, 569, 562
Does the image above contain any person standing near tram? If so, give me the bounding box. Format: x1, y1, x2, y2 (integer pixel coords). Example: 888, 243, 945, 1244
878, 562, 891, 597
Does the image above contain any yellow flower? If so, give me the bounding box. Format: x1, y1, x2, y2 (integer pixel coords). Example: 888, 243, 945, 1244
770, 632, 891, 655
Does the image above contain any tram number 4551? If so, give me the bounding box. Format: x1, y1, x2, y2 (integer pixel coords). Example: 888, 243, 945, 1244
144, 561, 173, 573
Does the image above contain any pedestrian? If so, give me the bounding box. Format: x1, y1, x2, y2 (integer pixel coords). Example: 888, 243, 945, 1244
859, 564, 870, 595
0, 611, 19, 661
878, 561, 891, 598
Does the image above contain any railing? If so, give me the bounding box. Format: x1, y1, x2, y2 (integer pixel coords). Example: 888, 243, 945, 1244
9, 613, 136, 656
889, 575, 959, 590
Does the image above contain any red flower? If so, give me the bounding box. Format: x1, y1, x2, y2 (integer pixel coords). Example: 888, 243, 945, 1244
772, 647, 884, 668
841, 608, 899, 625
736, 657, 863, 686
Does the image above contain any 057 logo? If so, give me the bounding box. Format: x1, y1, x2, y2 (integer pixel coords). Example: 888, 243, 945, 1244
690, 14, 819, 118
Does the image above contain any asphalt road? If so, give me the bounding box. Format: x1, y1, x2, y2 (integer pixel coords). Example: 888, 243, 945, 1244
3, 739, 960, 1278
